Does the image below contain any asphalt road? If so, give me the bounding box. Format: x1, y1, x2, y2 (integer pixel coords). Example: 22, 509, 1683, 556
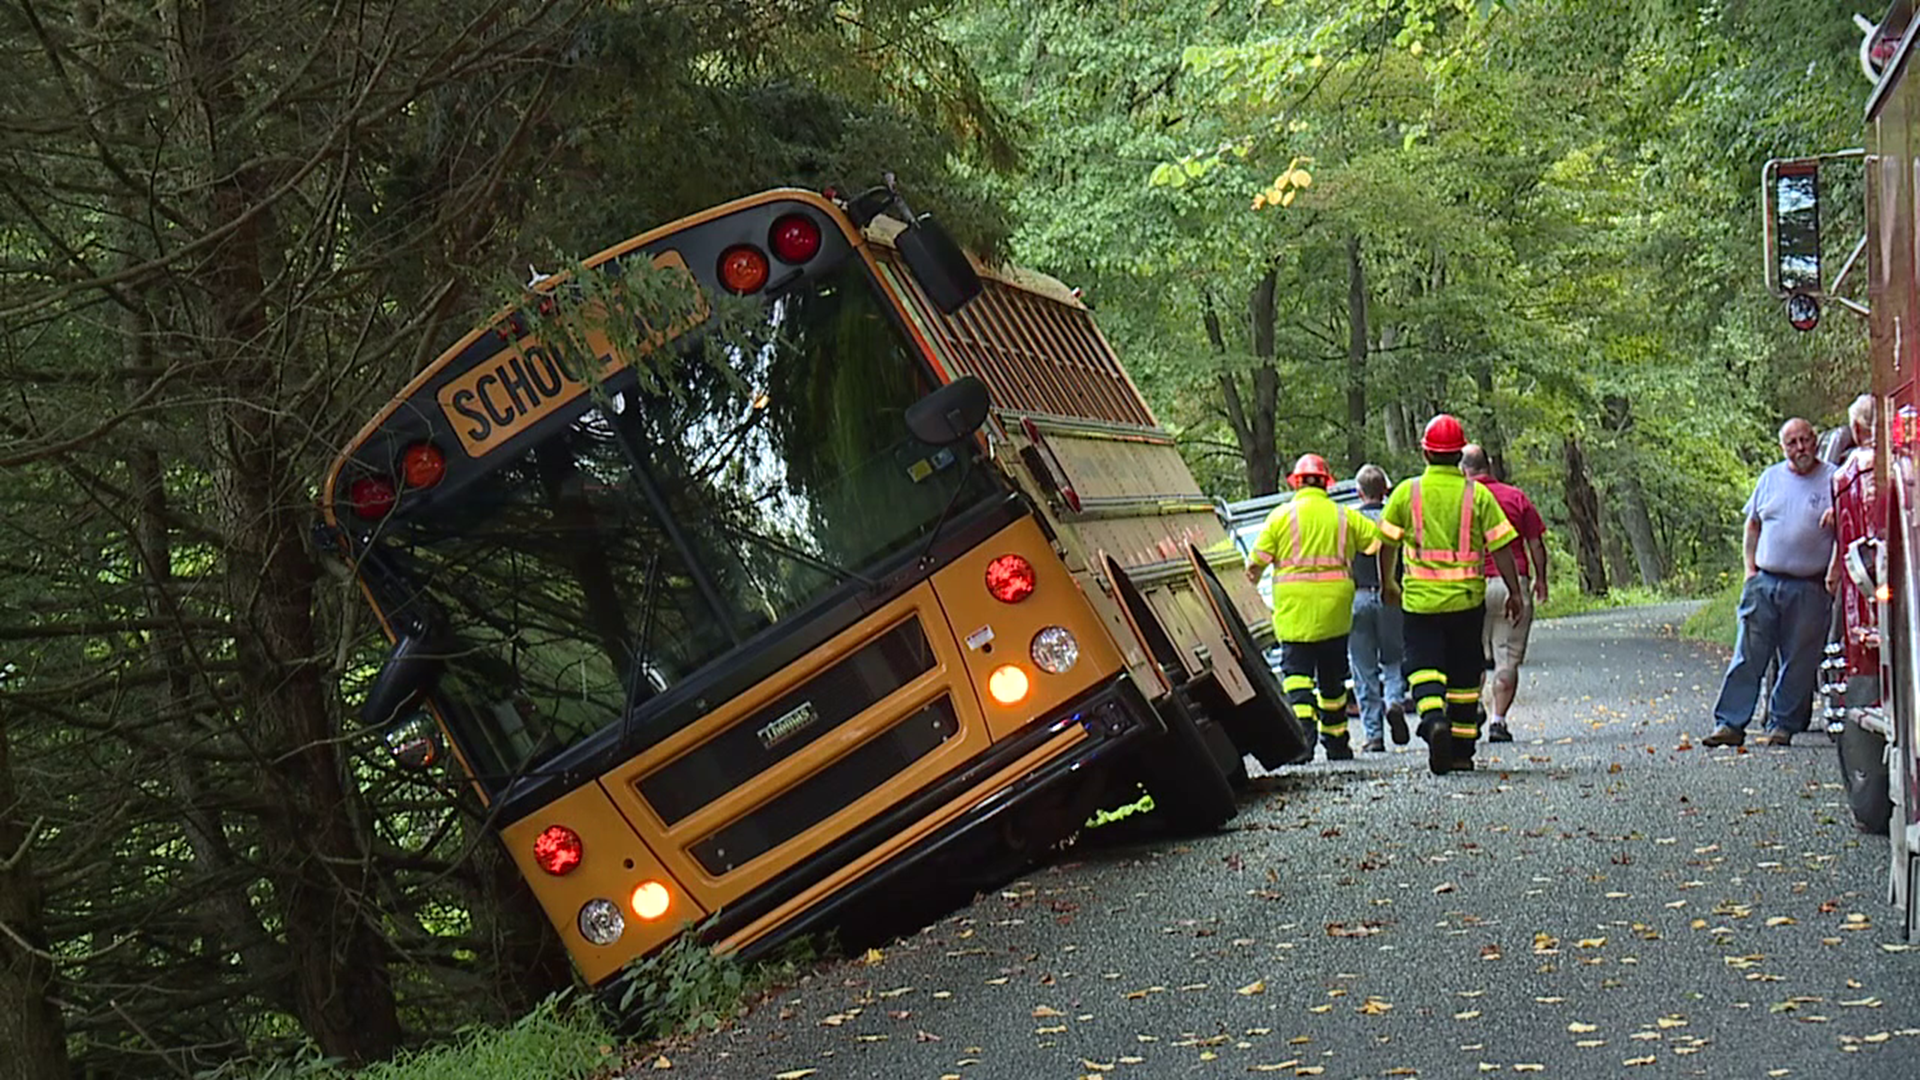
637, 603, 1920, 1079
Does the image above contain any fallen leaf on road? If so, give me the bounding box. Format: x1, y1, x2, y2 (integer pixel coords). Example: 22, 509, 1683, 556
1513, 1065, 1544, 1072
1359, 997, 1393, 1015
773, 1071, 814, 1080
1456, 1010, 1482, 1020
1238, 980, 1267, 996
1568, 1021, 1597, 1033
1576, 937, 1607, 949
1247, 1060, 1300, 1072
863, 948, 884, 964
1655, 1016, 1687, 1029
1032, 1006, 1063, 1018
1434, 882, 1457, 894
651, 1056, 672, 1070
1624, 1056, 1656, 1066
1766, 917, 1796, 927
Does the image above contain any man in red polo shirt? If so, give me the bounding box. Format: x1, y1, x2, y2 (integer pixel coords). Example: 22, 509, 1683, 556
1460, 444, 1549, 743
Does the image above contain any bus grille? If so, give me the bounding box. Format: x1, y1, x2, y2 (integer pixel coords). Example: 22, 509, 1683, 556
638, 617, 936, 825
687, 696, 959, 876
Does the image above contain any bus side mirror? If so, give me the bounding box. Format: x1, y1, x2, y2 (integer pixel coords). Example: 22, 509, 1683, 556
906, 375, 991, 446
1763, 158, 1823, 302
896, 213, 981, 315
360, 617, 448, 729
383, 710, 442, 770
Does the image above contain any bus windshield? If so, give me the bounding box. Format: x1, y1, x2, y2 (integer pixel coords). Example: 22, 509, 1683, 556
369, 262, 1000, 782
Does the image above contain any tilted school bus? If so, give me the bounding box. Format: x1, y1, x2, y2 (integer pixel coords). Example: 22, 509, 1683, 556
319, 184, 1309, 998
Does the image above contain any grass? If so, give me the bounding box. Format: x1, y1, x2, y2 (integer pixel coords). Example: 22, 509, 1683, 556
238, 926, 824, 1080
1533, 583, 1672, 620
1679, 576, 1743, 648
231, 995, 614, 1080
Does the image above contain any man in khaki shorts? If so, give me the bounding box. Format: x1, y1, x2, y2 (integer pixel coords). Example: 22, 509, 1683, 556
1460, 445, 1549, 742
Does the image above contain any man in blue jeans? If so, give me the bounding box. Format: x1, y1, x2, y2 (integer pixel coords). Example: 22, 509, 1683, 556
1348, 464, 1411, 752
1704, 417, 1837, 748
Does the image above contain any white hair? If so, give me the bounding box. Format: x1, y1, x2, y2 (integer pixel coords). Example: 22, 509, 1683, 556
1849, 393, 1876, 436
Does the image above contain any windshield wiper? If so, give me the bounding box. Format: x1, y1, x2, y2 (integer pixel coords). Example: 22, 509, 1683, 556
616, 549, 663, 755
711, 517, 878, 588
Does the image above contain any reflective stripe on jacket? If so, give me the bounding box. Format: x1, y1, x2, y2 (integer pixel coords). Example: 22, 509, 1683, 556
1377, 465, 1517, 615
1253, 486, 1383, 642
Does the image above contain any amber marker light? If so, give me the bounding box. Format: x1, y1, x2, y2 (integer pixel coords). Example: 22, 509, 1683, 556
718, 245, 770, 294
988, 664, 1031, 705
631, 881, 672, 921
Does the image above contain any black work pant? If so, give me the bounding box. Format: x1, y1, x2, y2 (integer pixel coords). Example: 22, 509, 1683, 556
1403, 608, 1486, 759
1280, 636, 1352, 743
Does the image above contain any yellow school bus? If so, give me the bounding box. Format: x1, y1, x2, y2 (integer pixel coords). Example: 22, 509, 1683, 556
319, 186, 1309, 1000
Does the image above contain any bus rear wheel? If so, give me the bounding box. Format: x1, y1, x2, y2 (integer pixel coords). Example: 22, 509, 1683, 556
1143, 684, 1239, 834
1190, 553, 1313, 768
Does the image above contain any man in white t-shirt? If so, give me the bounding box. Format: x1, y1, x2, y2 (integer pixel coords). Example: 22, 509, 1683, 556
1703, 417, 1837, 748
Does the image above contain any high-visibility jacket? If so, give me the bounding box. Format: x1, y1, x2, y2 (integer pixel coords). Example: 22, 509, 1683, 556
1377, 465, 1516, 615
1253, 486, 1382, 642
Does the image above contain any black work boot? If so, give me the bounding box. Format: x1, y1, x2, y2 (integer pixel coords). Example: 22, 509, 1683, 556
1321, 733, 1355, 761
1417, 714, 1450, 776
1451, 735, 1478, 772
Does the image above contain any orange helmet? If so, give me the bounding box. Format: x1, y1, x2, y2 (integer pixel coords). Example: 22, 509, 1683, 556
1421, 414, 1466, 454
1287, 453, 1334, 489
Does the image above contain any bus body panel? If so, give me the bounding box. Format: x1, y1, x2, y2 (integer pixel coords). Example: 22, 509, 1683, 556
499, 781, 710, 986
870, 245, 1268, 698
1867, 5, 1920, 933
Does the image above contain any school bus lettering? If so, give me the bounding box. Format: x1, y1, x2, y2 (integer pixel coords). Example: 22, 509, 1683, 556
437, 250, 707, 458
444, 346, 596, 449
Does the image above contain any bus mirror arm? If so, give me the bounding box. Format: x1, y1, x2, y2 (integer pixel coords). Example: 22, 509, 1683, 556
361, 614, 449, 729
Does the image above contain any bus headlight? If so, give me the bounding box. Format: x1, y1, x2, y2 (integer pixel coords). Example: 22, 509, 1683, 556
577, 899, 626, 945
1030, 626, 1080, 674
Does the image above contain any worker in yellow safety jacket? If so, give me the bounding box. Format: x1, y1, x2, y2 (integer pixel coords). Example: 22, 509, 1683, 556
1377, 415, 1527, 775
1247, 453, 1384, 761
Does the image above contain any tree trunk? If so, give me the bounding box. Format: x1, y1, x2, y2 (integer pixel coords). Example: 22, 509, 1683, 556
191, 0, 401, 1061
1205, 294, 1259, 493
1345, 235, 1368, 471
1612, 474, 1667, 588
1246, 267, 1281, 495
1562, 435, 1610, 596
1384, 400, 1408, 457
0, 718, 71, 1080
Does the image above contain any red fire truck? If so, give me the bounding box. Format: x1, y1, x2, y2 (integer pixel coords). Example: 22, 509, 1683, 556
1762, 3, 1920, 936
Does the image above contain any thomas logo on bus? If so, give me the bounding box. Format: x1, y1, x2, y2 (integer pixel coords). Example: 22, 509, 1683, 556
436, 250, 706, 457
757, 701, 821, 750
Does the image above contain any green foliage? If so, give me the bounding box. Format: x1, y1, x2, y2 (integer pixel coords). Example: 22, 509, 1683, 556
950, 0, 1869, 582
217, 996, 611, 1080
616, 920, 819, 1039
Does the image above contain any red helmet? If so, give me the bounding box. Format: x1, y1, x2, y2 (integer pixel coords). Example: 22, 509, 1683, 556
1287, 452, 1334, 489
1421, 414, 1466, 454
